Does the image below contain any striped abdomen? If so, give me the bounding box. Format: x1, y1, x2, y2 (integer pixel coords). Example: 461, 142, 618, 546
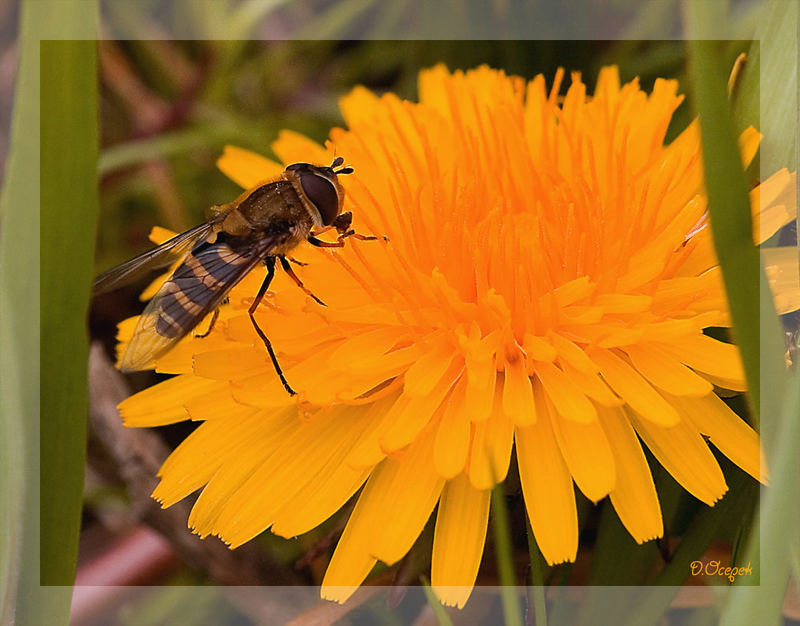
155, 239, 251, 338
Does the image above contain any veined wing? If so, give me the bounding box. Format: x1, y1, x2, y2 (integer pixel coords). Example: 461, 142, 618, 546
93, 221, 220, 295
118, 232, 279, 372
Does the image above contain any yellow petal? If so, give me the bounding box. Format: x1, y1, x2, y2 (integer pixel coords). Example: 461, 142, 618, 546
535, 360, 597, 423
595, 293, 653, 314
192, 346, 268, 379
154, 408, 267, 508
215, 145, 283, 189
502, 356, 536, 425
354, 426, 445, 565
271, 406, 374, 537
553, 275, 594, 306
523, 334, 557, 363
338, 342, 424, 377
340, 84, 383, 126
737, 126, 761, 168
187, 408, 299, 537
284, 343, 358, 405
153, 323, 237, 375
753, 168, 797, 244
211, 405, 375, 548
763, 246, 800, 314
624, 344, 713, 397
184, 389, 258, 422
321, 507, 377, 603
627, 408, 728, 506
431, 473, 491, 608
549, 333, 598, 373
697, 372, 748, 393
434, 376, 471, 479
345, 394, 405, 469
664, 391, 767, 483
119, 375, 225, 427
228, 370, 302, 409
596, 405, 663, 542
590, 348, 679, 426
652, 335, 745, 384
549, 394, 616, 502
468, 387, 515, 489
379, 360, 462, 453
464, 353, 497, 422
403, 341, 458, 397
328, 326, 409, 371
515, 382, 578, 565
148, 225, 177, 245
559, 359, 622, 407
271, 129, 331, 167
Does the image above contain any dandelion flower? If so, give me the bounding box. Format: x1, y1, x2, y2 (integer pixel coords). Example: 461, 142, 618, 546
118, 65, 798, 608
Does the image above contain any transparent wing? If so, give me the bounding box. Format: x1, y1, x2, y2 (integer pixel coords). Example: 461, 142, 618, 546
118, 233, 280, 372
93, 221, 220, 295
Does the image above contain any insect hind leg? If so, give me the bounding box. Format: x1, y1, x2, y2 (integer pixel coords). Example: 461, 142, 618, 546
249, 257, 296, 396
278, 256, 326, 306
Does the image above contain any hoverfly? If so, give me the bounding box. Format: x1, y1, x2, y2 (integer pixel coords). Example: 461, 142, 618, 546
93, 157, 378, 395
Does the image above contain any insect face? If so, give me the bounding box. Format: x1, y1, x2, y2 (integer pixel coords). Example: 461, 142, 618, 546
284, 159, 353, 227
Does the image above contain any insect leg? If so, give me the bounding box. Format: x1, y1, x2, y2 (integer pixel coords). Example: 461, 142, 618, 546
344, 231, 383, 242
249, 257, 296, 396
307, 235, 345, 248
194, 308, 220, 338
287, 256, 308, 266
278, 256, 327, 306
330, 211, 386, 242
332, 211, 353, 234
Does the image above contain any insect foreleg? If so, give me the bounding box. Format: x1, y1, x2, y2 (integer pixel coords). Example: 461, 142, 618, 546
332, 211, 353, 234
334, 213, 385, 241
342, 231, 383, 242
278, 256, 327, 307
249, 256, 296, 396
307, 231, 386, 248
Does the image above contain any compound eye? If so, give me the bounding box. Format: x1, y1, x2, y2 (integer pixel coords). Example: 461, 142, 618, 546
299, 172, 339, 225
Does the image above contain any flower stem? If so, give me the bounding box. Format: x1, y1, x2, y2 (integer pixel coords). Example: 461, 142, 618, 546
491, 484, 523, 626
526, 518, 548, 626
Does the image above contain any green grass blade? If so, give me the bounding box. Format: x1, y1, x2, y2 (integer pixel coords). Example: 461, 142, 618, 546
525, 519, 548, 626
685, 11, 763, 420
419, 575, 455, 626
686, 3, 798, 625
98, 126, 226, 175
2, 2, 98, 624
723, 5, 799, 618
0, 1, 42, 622
491, 485, 523, 626
720, 370, 800, 626
732, 0, 797, 441
39, 29, 99, 595
732, 0, 798, 175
